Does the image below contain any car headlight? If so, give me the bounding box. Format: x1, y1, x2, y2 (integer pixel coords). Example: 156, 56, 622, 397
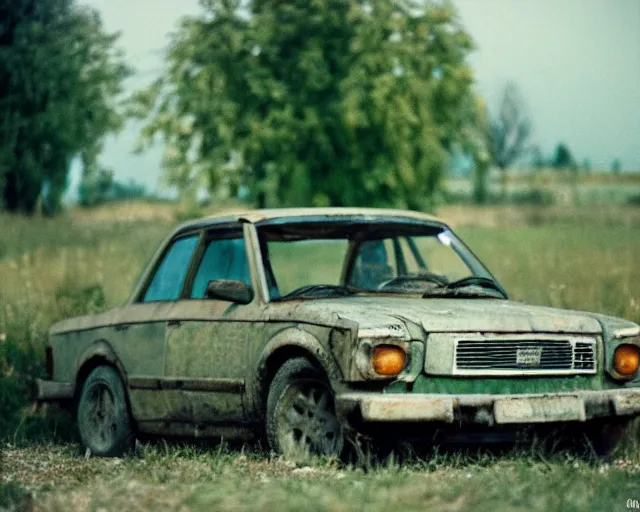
608, 327, 640, 380
355, 324, 410, 379
371, 345, 407, 376
613, 344, 640, 378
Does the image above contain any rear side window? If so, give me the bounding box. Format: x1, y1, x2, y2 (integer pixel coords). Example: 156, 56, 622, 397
190, 235, 250, 299
143, 235, 199, 302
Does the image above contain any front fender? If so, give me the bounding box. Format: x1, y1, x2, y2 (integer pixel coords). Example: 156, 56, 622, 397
262, 325, 342, 380
247, 325, 343, 418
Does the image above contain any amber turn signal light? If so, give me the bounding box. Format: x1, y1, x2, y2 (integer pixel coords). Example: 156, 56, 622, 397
371, 345, 407, 376
613, 344, 640, 377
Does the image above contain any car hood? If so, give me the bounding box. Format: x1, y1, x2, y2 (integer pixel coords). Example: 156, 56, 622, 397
286, 297, 605, 334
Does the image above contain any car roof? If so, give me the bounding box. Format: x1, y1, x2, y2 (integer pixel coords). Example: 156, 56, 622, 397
177, 207, 447, 231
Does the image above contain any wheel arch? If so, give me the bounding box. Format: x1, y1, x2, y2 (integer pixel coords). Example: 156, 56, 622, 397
74, 340, 128, 405
252, 327, 342, 418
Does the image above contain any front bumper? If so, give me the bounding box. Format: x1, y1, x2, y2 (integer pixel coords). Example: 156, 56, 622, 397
35, 378, 74, 402
336, 388, 640, 425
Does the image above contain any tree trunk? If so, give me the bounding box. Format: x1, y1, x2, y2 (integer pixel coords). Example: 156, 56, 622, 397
500, 167, 508, 202
2, 168, 40, 214
473, 161, 489, 205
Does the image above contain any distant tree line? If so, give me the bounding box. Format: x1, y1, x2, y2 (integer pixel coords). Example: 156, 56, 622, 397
487, 82, 624, 181
530, 142, 577, 171
77, 168, 147, 207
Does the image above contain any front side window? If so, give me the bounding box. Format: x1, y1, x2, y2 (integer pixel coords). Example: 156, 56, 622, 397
190, 234, 251, 299
143, 235, 199, 302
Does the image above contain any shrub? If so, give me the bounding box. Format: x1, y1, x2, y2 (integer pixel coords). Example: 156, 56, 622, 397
508, 189, 554, 206
627, 193, 640, 206
0, 339, 76, 443
55, 283, 106, 319
0, 481, 32, 511
0, 340, 41, 440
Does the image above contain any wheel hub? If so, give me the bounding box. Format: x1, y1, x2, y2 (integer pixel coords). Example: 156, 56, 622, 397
277, 379, 343, 457
86, 383, 117, 449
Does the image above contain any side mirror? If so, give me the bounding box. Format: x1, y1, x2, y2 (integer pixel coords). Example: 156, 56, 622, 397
205, 280, 253, 304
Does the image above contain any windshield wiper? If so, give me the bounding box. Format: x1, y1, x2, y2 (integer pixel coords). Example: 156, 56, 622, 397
275, 284, 359, 301
422, 276, 507, 299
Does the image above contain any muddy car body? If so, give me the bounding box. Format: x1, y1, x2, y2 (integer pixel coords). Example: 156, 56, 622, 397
37, 208, 640, 457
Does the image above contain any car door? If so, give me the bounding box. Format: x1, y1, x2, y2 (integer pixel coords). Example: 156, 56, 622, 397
163, 224, 264, 427
113, 232, 201, 426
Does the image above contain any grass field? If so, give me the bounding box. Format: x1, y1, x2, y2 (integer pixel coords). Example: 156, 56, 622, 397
2, 443, 640, 511
1, 201, 640, 510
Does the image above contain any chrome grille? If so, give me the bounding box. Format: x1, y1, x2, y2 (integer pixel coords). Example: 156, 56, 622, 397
573, 341, 596, 371
454, 337, 596, 375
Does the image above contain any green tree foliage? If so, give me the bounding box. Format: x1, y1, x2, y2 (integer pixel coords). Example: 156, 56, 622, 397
552, 142, 574, 170
0, 0, 130, 214
131, 0, 480, 209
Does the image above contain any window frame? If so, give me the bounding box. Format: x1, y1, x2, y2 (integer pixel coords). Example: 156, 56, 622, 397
181, 224, 254, 301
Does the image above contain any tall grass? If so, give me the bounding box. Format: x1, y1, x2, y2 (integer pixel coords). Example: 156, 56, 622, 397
0, 212, 169, 441
460, 225, 640, 324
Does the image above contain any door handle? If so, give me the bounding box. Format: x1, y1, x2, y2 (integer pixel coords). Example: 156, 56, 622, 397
167, 319, 181, 327
114, 324, 129, 332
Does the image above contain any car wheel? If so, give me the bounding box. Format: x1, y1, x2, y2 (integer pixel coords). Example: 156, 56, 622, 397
586, 417, 640, 458
77, 366, 135, 457
266, 357, 344, 459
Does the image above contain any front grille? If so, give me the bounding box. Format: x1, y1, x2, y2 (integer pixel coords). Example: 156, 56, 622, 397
455, 337, 596, 375
573, 341, 596, 370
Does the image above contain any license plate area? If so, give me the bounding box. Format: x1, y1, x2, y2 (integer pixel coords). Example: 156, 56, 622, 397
494, 395, 586, 424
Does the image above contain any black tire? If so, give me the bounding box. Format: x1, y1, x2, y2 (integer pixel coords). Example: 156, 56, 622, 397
586, 417, 640, 458
266, 357, 344, 459
77, 366, 135, 457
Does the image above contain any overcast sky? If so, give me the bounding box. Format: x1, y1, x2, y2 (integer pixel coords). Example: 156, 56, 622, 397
76, 0, 640, 193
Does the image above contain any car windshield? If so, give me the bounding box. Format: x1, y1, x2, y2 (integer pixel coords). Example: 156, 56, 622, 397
258, 221, 505, 300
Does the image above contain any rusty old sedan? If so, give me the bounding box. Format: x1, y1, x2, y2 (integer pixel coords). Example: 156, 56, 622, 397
36, 208, 640, 457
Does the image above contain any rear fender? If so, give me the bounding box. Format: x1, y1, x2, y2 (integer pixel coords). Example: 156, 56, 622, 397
75, 340, 128, 396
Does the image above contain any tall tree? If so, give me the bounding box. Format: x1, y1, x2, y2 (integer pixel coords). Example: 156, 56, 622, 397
131, 0, 478, 210
0, 0, 130, 214
488, 82, 532, 196
552, 142, 574, 170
